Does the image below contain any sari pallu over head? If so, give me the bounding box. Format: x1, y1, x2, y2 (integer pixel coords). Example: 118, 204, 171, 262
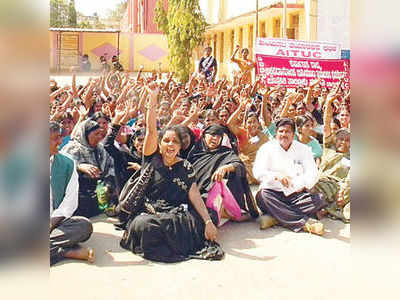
187, 125, 259, 218
61, 120, 115, 180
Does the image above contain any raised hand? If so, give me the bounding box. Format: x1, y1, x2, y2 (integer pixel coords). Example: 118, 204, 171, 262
112, 103, 127, 125
310, 78, 321, 88
147, 87, 160, 108
206, 85, 217, 98
77, 103, 89, 120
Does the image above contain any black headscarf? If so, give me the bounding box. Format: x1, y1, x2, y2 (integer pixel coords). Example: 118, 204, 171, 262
187, 126, 258, 217
187, 125, 245, 197
203, 124, 225, 137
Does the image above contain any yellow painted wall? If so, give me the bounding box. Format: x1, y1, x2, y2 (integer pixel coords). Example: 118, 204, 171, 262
118, 33, 131, 70
49, 31, 55, 70
49, 31, 169, 72
81, 32, 119, 70
202, 7, 312, 79
133, 34, 169, 72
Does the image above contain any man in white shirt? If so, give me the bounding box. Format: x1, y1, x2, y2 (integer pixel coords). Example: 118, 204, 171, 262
50, 122, 94, 265
253, 118, 327, 235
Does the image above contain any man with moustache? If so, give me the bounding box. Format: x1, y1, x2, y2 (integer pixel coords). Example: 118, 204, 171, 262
253, 118, 327, 235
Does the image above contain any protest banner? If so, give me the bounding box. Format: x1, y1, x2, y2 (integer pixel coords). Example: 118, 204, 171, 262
255, 38, 350, 88
256, 55, 350, 88
255, 38, 342, 60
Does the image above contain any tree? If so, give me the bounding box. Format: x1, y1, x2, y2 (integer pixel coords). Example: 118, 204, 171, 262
68, 0, 77, 27
106, 0, 128, 29
154, 0, 208, 82
50, 0, 69, 27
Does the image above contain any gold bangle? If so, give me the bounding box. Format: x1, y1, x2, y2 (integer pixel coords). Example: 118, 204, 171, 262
205, 219, 212, 225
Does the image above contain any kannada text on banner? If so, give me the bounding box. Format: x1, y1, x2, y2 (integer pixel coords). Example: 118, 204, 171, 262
254, 38, 342, 60
256, 55, 350, 88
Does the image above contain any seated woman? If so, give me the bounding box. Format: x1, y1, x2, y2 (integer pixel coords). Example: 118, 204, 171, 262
119, 88, 222, 263
59, 112, 75, 150
174, 125, 197, 159
61, 120, 116, 218
199, 109, 238, 153
187, 125, 259, 226
90, 112, 110, 141
295, 115, 323, 165
232, 110, 269, 185
104, 106, 143, 193
312, 128, 350, 223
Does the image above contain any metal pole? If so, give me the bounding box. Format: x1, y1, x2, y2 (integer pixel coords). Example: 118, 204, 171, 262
117, 31, 120, 59
255, 0, 259, 38
283, 0, 287, 38
58, 31, 62, 73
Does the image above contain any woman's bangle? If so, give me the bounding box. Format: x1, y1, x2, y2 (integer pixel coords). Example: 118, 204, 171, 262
205, 219, 212, 225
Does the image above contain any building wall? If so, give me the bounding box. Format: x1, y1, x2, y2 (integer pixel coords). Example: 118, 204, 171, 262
49, 30, 169, 72
200, 6, 309, 79
317, 0, 350, 48
126, 0, 167, 33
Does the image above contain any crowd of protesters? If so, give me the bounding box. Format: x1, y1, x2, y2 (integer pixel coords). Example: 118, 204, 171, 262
49, 45, 350, 265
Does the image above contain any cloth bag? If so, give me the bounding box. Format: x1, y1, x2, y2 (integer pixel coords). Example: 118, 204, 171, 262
118, 163, 154, 215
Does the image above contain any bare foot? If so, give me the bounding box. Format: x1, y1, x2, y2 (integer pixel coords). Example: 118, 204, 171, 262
220, 206, 234, 220
63, 246, 95, 263
303, 218, 324, 236
259, 215, 278, 230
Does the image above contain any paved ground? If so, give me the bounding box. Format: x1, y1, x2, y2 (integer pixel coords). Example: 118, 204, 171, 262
50, 74, 350, 300
50, 212, 350, 300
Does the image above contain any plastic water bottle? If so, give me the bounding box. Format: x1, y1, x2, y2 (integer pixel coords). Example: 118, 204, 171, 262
96, 180, 109, 211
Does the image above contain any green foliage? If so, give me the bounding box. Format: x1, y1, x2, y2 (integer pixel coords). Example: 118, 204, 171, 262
50, 0, 69, 27
154, 0, 207, 82
67, 0, 77, 27
78, 21, 93, 29
154, 0, 168, 34
106, 0, 127, 29
50, 0, 106, 29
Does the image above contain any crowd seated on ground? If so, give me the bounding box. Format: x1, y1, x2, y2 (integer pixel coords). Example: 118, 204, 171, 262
49, 47, 350, 264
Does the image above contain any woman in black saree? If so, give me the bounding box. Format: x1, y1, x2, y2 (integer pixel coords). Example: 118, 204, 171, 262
187, 125, 259, 225
119, 88, 222, 263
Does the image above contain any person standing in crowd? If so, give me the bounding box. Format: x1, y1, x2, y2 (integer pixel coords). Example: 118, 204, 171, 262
253, 118, 327, 235
100, 55, 111, 72
198, 46, 218, 83
112, 55, 124, 72
50, 122, 94, 266
231, 45, 256, 85
80, 54, 91, 72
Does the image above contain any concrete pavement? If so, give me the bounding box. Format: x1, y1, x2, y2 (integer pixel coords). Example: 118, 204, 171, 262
50, 214, 350, 300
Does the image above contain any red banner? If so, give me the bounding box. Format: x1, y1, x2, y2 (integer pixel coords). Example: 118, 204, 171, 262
256, 55, 350, 89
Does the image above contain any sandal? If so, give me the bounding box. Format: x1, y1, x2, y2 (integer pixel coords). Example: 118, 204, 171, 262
303, 218, 324, 236
259, 215, 278, 230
